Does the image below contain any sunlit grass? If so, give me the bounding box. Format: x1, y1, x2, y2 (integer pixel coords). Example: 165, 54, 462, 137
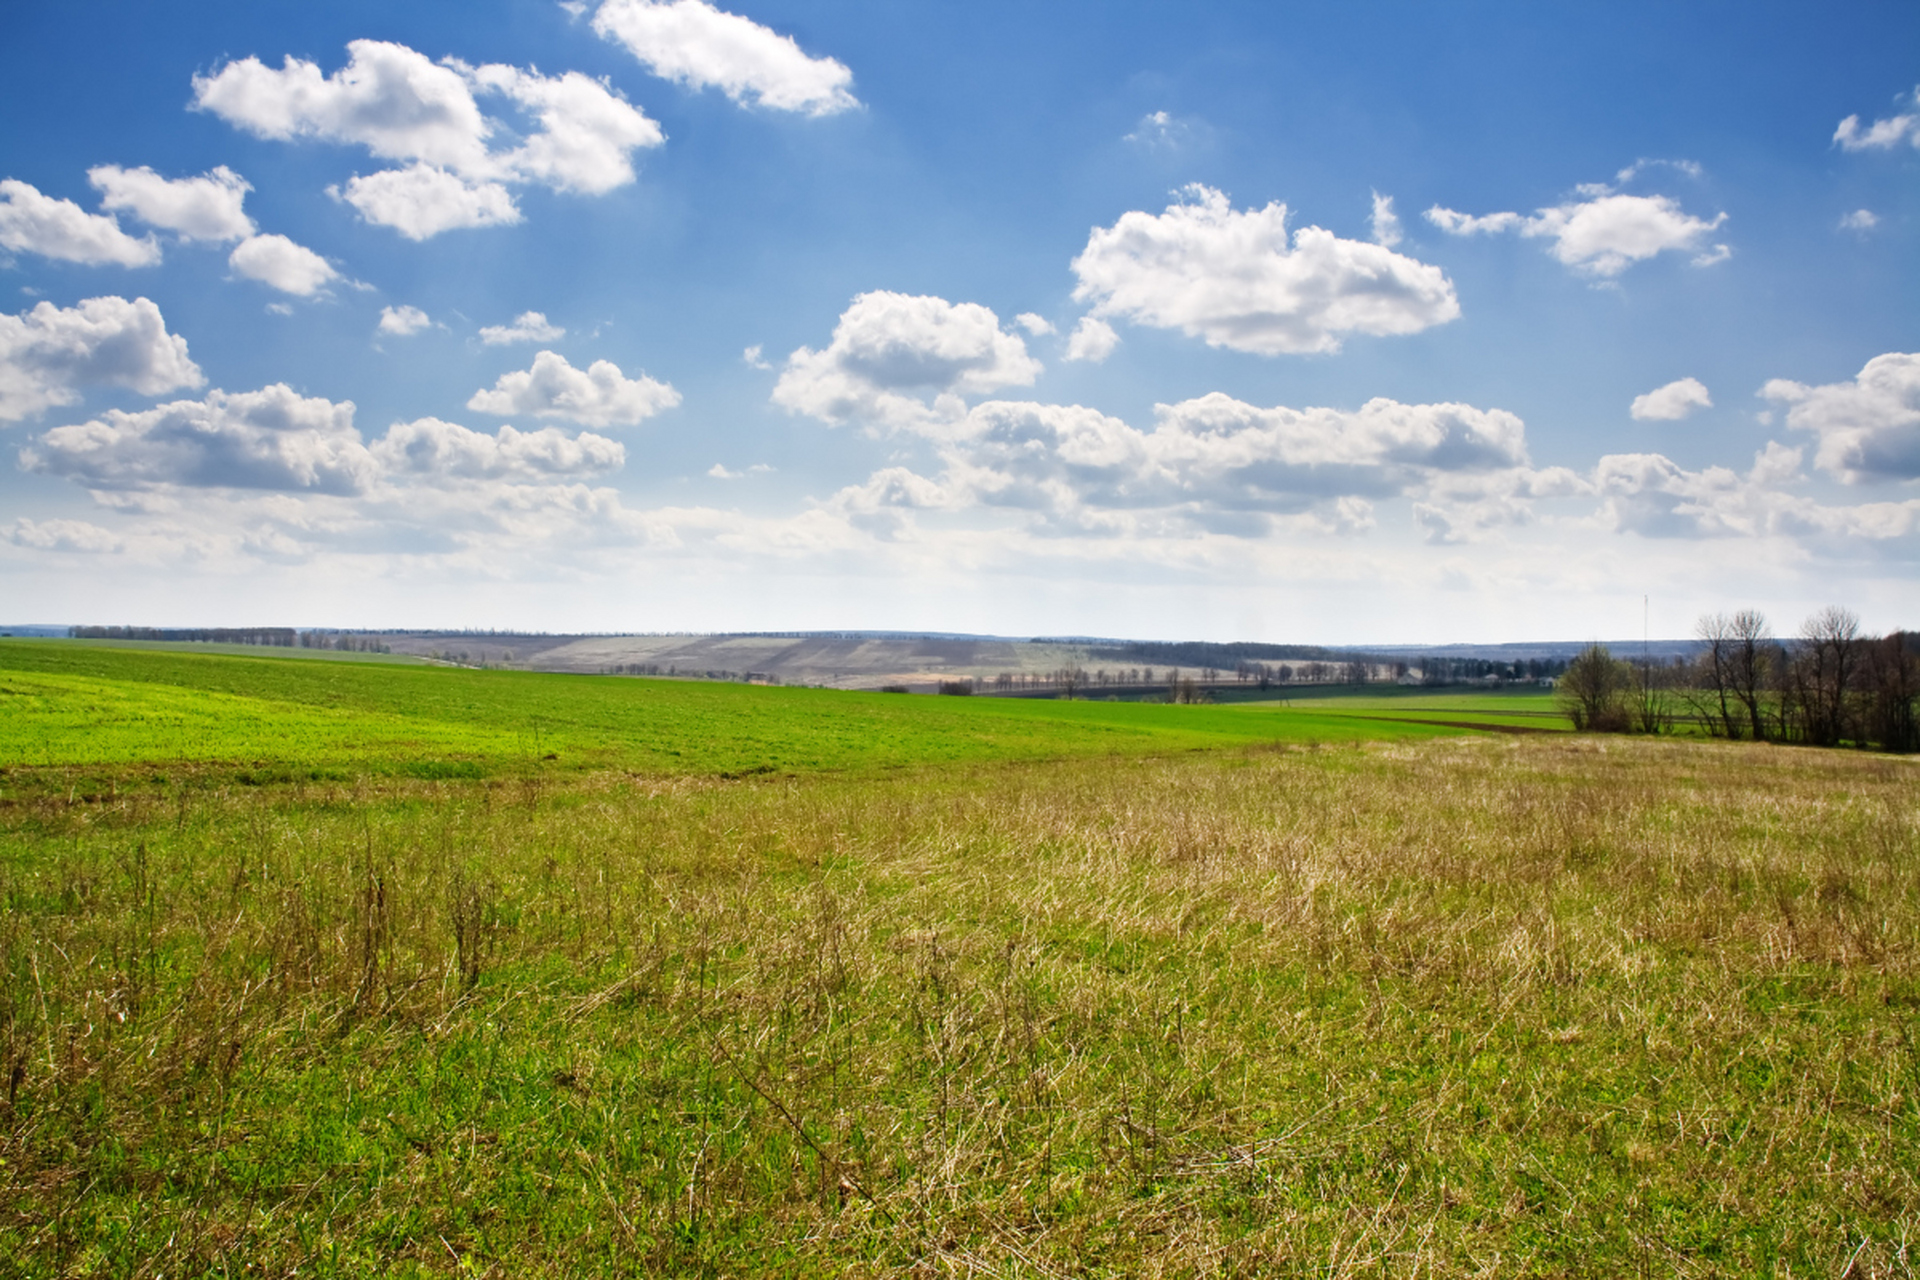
2, 731, 1914, 1276
0, 640, 1466, 779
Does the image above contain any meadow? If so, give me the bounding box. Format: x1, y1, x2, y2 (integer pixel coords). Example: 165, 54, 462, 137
1, 642, 1915, 1277
0, 641, 1477, 781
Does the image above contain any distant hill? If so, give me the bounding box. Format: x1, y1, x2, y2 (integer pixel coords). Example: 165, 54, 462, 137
30, 627, 1700, 689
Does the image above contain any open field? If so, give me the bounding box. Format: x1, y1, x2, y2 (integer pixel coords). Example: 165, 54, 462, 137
0, 641, 1470, 782
2, 645, 1917, 1276
38, 639, 431, 666
1229, 687, 1574, 734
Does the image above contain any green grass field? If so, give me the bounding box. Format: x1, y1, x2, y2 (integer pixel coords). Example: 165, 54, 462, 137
2, 642, 1915, 1277
0, 640, 1473, 782
1230, 687, 1574, 733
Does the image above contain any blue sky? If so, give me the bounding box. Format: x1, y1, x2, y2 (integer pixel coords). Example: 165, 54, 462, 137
2, 0, 1915, 642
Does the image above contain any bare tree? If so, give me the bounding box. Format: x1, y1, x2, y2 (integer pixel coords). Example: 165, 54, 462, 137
1862, 631, 1920, 752
1693, 610, 1777, 740
1056, 663, 1086, 700
1559, 643, 1631, 732
1629, 655, 1676, 735
1785, 606, 1863, 747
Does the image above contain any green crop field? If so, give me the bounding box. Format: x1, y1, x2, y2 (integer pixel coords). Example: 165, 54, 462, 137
2, 641, 1916, 1277
0, 640, 1469, 782
1232, 688, 1574, 733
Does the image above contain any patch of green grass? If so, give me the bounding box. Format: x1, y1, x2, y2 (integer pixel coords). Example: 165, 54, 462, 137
36, 637, 431, 663
0, 640, 1467, 780
0, 737, 1914, 1275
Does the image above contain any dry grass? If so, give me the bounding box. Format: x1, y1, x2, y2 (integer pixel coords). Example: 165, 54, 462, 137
2, 735, 1917, 1276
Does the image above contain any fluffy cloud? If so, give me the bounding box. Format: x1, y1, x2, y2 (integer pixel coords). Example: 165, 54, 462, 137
1422, 208, 1524, 237
377, 305, 433, 336
194, 41, 495, 170
773, 292, 1041, 429
19, 378, 628, 499
1834, 87, 1920, 151
1763, 351, 1920, 483
591, 0, 858, 116
1593, 443, 1919, 544
228, 233, 338, 296
1063, 316, 1118, 363
1014, 313, 1055, 336
21, 384, 375, 494
7, 517, 123, 554
1369, 191, 1402, 247
333, 164, 520, 240
479, 311, 566, 344
1426, 186, 1728, 277
0, 179, 159, 267
1070, 185, 1460, 356
1, 296, 202, 421
13, 388, 652, 569
87, 165, 253, 242
850, 392, 1537, 538
1838, 209, 1879, 233
1411, 466, 1588, 545
193, 40, 661, 238
461, 63, 667, 193
467, 350, 680, 427
1526, 194, 1727, 275
1630, 377, 1712, 421
371, 417, 623, 479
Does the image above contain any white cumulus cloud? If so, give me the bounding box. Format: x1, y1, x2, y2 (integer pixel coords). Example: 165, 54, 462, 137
1834, 87, 1920, 151
856, 391, 1542, 540
7, 517, 123, 554
1592, 444, 1919, 544
377, 304, 434, 336
1630, 377, 1713, 421
1369, 191, 1403, 247
334, 164, 521, 240
1070, 185, 1460, 356
1423, 208, 1524, 236
1762, 351, 1920, 483
21, 384, 374, 494
1426, 184, 1728, 277
0, 179, 159, 267
1526, 193, 1727, 275
87, 165, 254, 242
371, 417, 624, 479
1838, 209, 1879, 233
1015, 313, 1055, 336
1063, 316, 1118, 363
467, 350, 680, 427
193, 41, 497, 172
591, 0, 858, 116
460, 62, 666, 193
773, 291, 1042, 429
1, 296, 203, 422
708, 461, 771, 479
479, 310, 566, 345
228, 233, 338, 296
193, 39, 661, 239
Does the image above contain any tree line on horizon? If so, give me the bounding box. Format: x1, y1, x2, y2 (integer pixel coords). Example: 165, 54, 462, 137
1558, 607, 1918, 752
